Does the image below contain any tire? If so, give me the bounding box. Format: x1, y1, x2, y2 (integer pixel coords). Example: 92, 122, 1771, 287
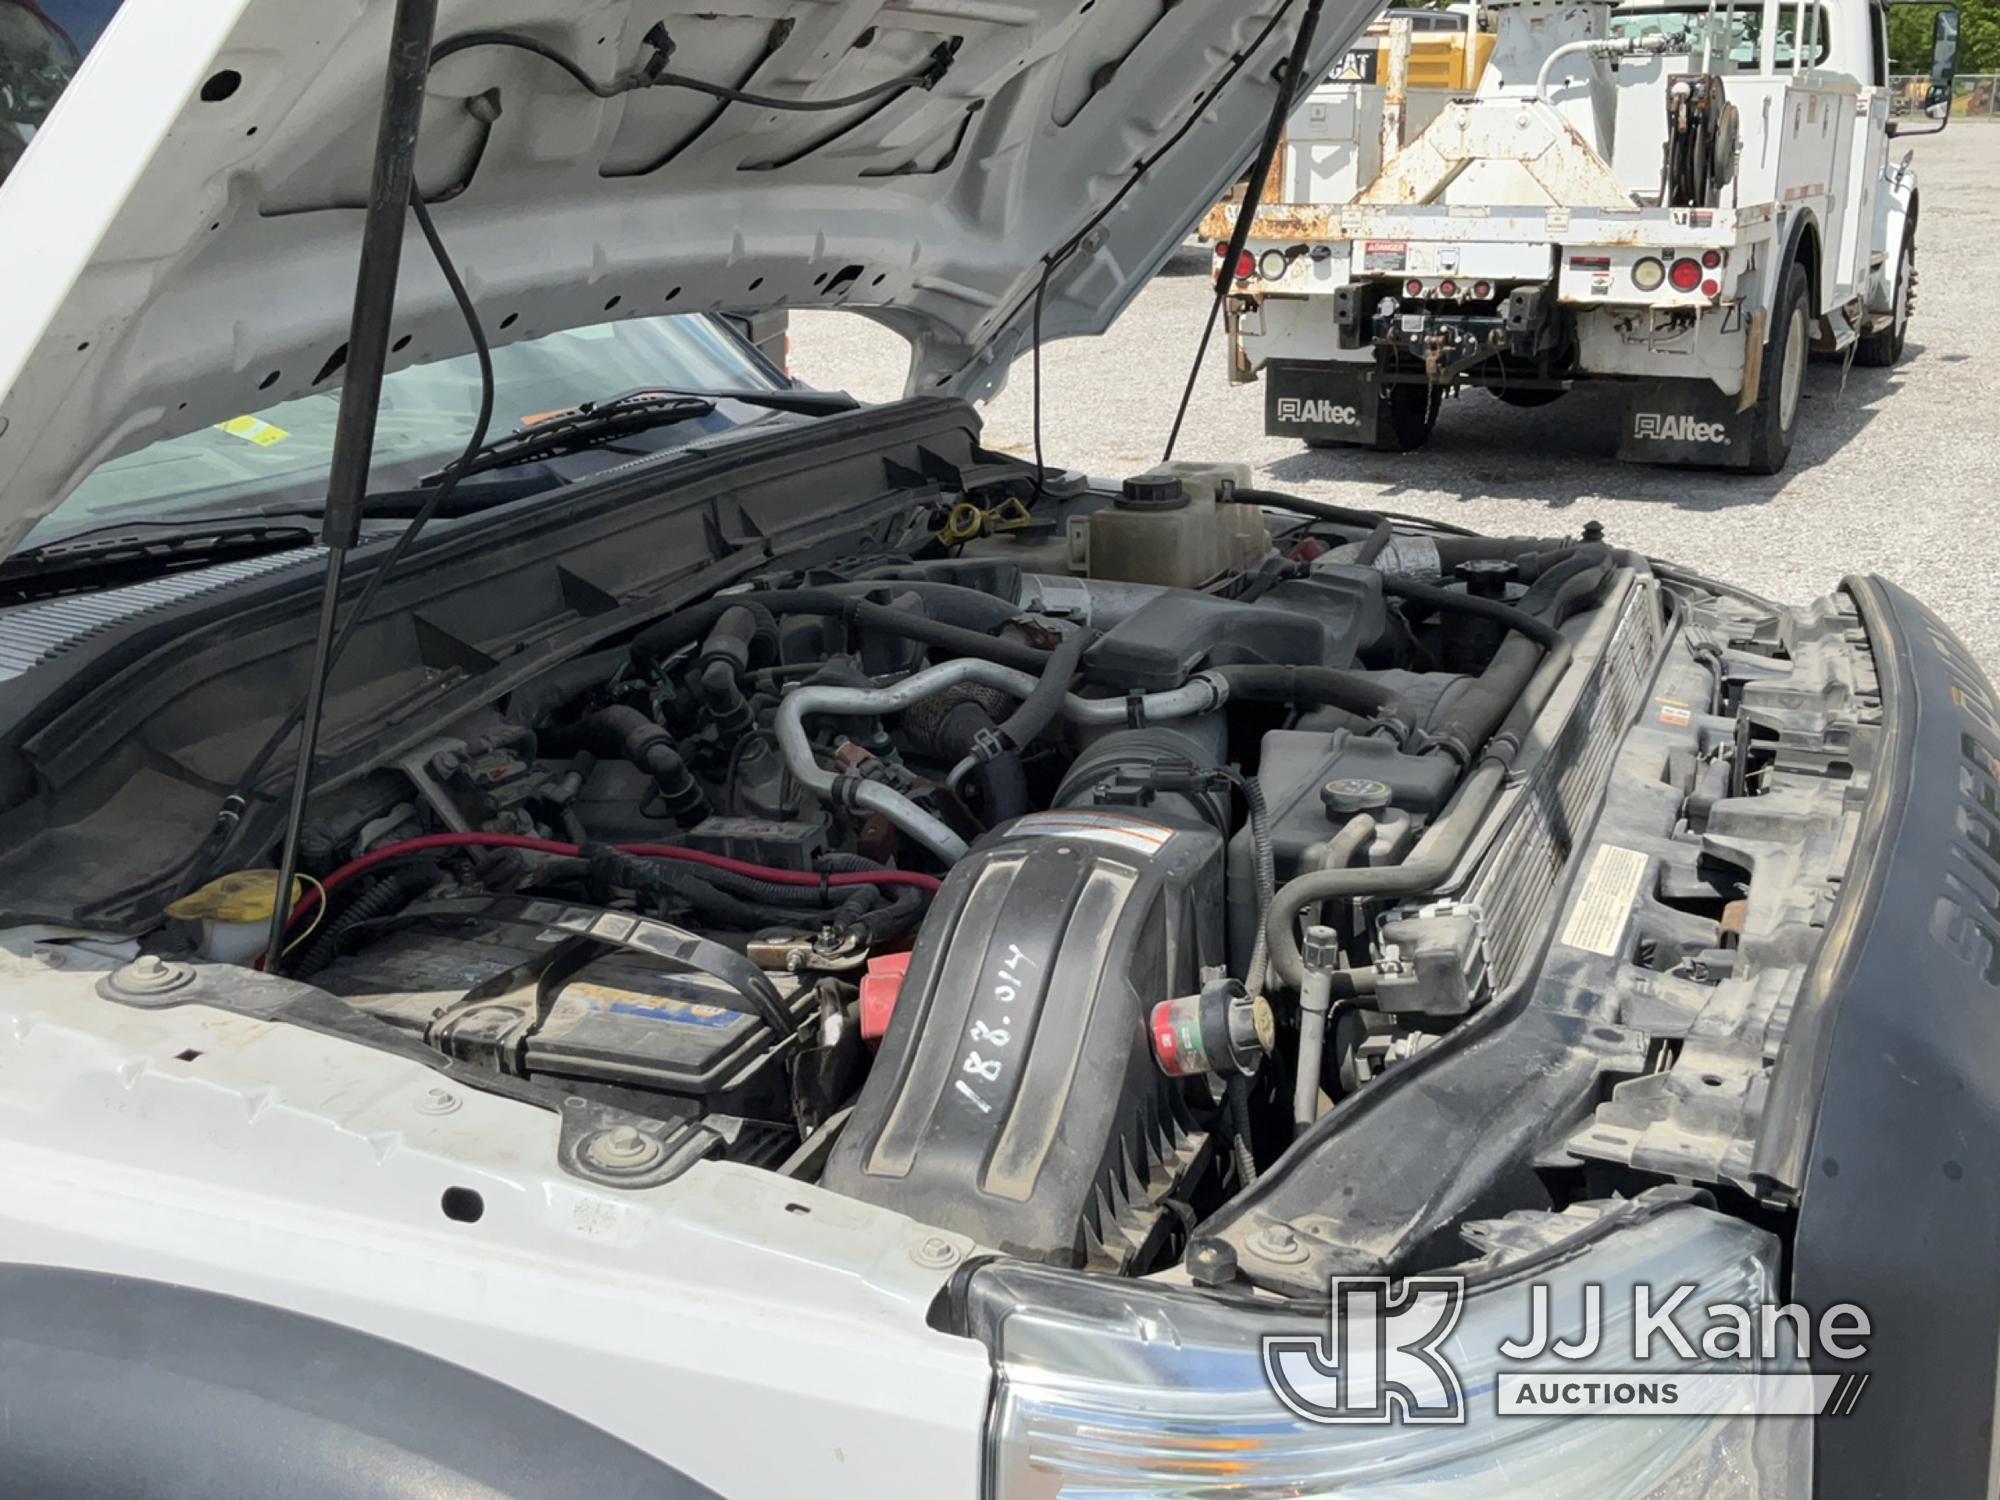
1488, 385, 1566, 409
1743, 260, 1810, 476
1854, 216, 1914, 368
1373, 382, 1442, 452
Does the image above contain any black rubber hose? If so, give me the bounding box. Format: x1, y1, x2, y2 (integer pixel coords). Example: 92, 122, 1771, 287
1226, 1077, 1260, 1186
1518, 545, 1614, 620
1424, 635, 1544, 764
629, 589, 1049, 674
587, 845, 813, 931
839, 882, 926, 946
582, 705, 708, 826
290, 863, 439, 977
828, 580, 1024, 633
700, 604, 770, 677
1416, 548, 1616, 764
996, 626, 1095, 750
1410, 547, 1613, 763
1209, 664, 1403, 720
1381, 577, 1568, 649
699, 659, 757, 740
975, 750, 1032, 824
1228, 487, 1387, 531
930, 700, 1033, 824
1226, 486, 1481, 538
1430, 536, 1576, 572
1264, 636, 1575, 993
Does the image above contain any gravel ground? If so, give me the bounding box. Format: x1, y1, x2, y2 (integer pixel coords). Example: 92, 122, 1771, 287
791, 128, 1998, 661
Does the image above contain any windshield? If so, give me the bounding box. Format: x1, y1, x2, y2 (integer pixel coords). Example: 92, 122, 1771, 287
0, 1, 119, 184
1609, 2, 1833, 68
26, 313, 783, 547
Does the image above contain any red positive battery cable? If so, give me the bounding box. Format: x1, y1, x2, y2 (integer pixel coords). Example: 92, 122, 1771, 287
271, 831, 942, 958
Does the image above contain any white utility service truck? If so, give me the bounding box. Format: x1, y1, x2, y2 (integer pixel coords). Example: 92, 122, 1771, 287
1204, 0, 1963, 472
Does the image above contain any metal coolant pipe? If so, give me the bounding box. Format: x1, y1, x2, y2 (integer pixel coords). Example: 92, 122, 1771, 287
776, 659, 1229, 862
1293, 926, 1341, 1138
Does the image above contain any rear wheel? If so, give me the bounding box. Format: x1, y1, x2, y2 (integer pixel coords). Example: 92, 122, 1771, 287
1854, 218, 1914, 368
1743, 261, 1809, 475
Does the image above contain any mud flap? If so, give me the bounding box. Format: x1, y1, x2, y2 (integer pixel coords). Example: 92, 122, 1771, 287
1265, 360, 1382, 446
1617, 379, 1754, 468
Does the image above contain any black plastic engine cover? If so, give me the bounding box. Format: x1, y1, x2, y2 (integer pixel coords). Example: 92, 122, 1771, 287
822, 812, 1222, 1268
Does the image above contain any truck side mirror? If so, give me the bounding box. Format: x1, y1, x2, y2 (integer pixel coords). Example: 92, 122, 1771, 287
1926, 8, 1960, 112
1887, 1, 1957, 136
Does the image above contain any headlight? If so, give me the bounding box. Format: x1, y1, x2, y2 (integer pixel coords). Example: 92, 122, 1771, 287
968, 1204, 1808, 1498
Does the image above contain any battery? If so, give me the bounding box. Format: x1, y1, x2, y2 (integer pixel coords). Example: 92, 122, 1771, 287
313, 894, 808, 1118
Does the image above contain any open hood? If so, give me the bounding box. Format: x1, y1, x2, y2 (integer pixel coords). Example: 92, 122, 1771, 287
0, 0, 1374, 559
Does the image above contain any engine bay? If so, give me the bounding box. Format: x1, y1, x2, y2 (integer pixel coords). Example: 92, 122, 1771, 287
94, 448, 1841, 1290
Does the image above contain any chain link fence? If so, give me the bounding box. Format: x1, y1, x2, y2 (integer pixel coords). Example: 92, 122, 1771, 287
1890, 73, 2000, 118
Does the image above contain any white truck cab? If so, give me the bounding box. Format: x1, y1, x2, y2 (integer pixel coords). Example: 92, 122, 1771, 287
1207, 0, 1963, 472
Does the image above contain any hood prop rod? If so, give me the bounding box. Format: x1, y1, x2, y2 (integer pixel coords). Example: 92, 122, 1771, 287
1162, 0, 1328, 462
264, 0, 442, 971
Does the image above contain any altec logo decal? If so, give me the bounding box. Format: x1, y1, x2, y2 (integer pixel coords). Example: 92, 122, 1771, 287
1277, 397, 1360, 426
1634, 412, 1730, 444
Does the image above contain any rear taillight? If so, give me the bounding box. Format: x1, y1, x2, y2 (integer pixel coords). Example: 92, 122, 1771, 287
1700, 279, 1720, 298
1700, 249, 1723, 269
1471, 280, 1492, 299
1668, 257, 1703, 291
1405, 278, 1424, 297
1437, 279, 1459, 298
1235, 251, 1256, 280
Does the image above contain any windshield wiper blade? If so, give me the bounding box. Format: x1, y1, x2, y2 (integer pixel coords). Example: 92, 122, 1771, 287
424, 391, 718, 484
0, 520, 319, 602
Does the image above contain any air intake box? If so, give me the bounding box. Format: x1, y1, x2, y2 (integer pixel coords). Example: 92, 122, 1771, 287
821, 811, 1222, 1270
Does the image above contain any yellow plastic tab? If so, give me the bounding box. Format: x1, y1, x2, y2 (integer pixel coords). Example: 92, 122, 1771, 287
216, 415, 290, 447
165, 870, 301, 925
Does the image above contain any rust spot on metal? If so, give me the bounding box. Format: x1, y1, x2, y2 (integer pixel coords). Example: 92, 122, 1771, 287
1738, 310, 1768, 410
1198, 201, 1343, 242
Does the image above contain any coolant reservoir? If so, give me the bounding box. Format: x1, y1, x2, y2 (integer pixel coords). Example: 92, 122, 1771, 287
1077, 461, 1270, 588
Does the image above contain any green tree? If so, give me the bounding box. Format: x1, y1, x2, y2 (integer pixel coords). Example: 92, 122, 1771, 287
1889, 0, 1998, 73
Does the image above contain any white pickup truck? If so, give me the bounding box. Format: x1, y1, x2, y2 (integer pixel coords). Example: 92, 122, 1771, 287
1207, 0, 1963, 472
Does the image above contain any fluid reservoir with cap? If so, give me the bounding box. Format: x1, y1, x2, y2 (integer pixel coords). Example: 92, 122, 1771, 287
1224, 728, 1460, 969
1078, 462, 1271, 588
1442, 558, 1525, 670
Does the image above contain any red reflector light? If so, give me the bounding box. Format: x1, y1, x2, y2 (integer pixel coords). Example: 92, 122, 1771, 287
1214, 242, 1230, 258
1472, 280, 1493, 299
1570, 255, 1611, 270
1438, 279, 1459, 298
1406, 278, 1424, 296
1701, 279, 1720, 298
1701, 249, 1722, 269
1668, 257, 1703, 291
1235, 251, 1256, 280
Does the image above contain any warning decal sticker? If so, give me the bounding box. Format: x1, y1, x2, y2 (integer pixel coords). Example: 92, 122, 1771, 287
1559, 843, 1650, 957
